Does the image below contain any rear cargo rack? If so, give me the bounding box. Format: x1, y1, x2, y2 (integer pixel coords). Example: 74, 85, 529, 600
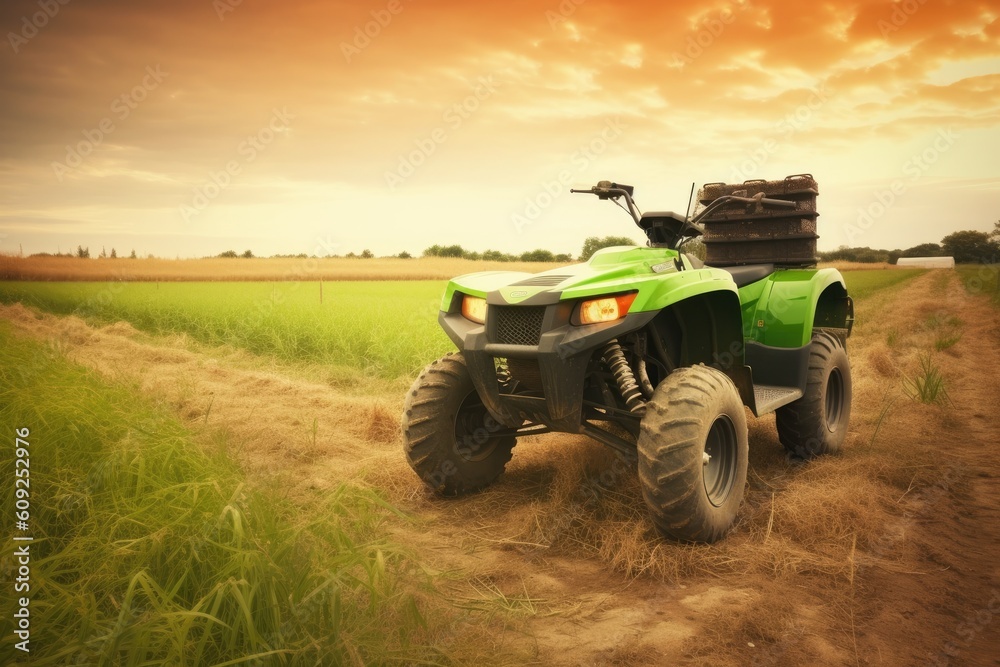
697, 174, 819, 267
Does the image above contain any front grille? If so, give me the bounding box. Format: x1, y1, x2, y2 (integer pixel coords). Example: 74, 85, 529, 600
494, 306, 545, 346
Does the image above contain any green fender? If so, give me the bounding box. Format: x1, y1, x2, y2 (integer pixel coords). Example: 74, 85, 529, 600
741, 268, 850, 348
624, 267, 740, 313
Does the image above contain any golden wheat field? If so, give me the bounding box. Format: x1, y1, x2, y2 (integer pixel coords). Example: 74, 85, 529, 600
0, 254, 895, 282
1, 259, 998, 666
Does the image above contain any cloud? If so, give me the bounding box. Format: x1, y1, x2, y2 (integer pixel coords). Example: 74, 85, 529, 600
1, 0, 998, 255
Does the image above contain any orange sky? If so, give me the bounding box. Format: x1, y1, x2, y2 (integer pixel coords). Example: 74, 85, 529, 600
1, 0, 998, 258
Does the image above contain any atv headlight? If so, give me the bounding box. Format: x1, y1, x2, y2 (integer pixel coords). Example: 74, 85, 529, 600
576, 292, 637, 325
460, 295, 487, 324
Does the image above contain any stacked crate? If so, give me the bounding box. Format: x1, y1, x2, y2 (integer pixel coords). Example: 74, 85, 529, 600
697, 174, 819, 267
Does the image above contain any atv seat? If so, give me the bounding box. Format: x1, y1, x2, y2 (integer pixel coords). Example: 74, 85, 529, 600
715, 263, 775, 287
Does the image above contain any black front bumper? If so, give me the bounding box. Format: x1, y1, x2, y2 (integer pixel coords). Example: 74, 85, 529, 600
440, 295, 656, 432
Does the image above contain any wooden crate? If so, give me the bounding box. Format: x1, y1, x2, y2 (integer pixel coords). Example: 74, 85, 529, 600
697, 174, 820, 267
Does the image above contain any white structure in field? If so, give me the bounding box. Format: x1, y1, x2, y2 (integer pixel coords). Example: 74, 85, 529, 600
896, 256, 956, 269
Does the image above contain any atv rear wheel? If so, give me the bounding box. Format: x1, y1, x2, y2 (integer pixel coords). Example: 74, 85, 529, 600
402, 353, 516, 496
637, 365, 749, 543
775, 331, 852, 460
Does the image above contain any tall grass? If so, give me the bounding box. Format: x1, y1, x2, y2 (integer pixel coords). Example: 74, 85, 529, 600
0, 281, 454, 379
903, 353, 951, 406
0, 325, 458, 665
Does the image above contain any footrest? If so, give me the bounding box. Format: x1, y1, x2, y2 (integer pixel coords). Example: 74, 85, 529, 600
753, 385, 803, 415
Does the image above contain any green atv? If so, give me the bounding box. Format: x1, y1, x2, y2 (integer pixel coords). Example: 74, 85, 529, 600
402, 175, 853, 543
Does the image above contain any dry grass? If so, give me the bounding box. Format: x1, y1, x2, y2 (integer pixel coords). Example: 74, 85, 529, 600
594, 638, 662, 667
0, 254, 563, 281
865, 342, 898, 377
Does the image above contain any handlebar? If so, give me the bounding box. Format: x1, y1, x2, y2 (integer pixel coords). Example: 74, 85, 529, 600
569, 180, 799, 244
690, 193, 796, 224
571, 181, 641, 224
570, 181, 635, 200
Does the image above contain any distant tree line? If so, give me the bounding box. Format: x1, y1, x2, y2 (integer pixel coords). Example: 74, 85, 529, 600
29, 246, 139, 259
820, 225, 1000, 265
421, 244, 574, 263
36, 225, 996, 266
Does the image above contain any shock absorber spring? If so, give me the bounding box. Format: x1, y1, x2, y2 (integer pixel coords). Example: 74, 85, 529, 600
601, 339, 647, 415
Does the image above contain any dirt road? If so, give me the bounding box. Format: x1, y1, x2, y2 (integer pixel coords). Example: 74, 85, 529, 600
3, 270, 998, 665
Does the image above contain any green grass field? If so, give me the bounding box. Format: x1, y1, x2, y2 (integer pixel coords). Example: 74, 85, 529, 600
0, 269, 925, 380
957, 263, 1000, 306
838, 268, 924, 300
0, 323, 461, 665
0, 281, 453, 379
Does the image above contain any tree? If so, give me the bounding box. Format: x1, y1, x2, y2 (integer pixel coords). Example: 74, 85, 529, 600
900, 243, 943, 258
218, 250, 238, 258
422, 244, 469, 258
110, 248, 117, 259
941, 230, 999, 264
397, 251, 412, 259
580, 236, 638, 261
241, 249, 254, 258
482, 249, 513, 262
360, 249, 374, 259
817, 246, 889, 263
129, 249, 137, 259
520, 249, 555, 262
99, 246, 107, 259
554, 253, 573, 263
991, 220, 1000, 239
438, 245, 465, 258
76, 245, 90, 259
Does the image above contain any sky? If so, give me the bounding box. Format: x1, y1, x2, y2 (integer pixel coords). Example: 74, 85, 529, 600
1, 0, 998, 259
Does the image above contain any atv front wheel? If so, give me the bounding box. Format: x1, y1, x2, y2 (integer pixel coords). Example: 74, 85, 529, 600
637, 365, 749, 543
402, 353, 516, 496
775, 331, 852, 460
